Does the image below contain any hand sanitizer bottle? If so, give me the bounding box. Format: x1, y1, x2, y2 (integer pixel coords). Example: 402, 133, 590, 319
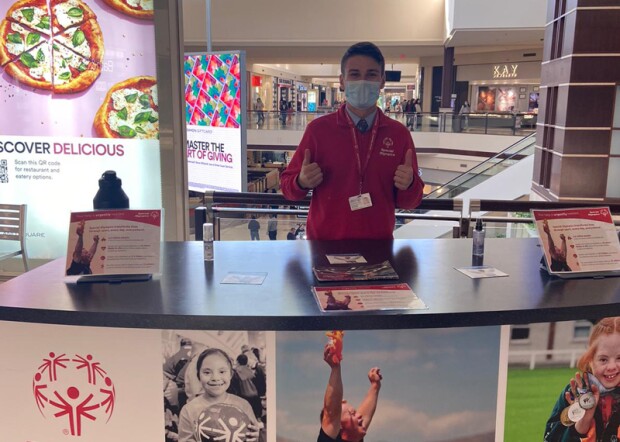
472, 218, 485, 258
203, 223, 214, 261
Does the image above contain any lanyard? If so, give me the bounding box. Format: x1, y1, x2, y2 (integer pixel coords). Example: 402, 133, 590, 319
344, 111, 379, 195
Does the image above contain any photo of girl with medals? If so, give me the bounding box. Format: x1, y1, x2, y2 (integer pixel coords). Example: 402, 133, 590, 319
544, 317, 620, 441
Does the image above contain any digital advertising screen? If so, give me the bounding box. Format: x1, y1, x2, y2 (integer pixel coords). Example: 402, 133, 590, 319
307, 89, 317, 112
0, 0, 162, 260
184, 51, 246, 193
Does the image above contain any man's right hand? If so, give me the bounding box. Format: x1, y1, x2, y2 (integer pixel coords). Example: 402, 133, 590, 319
297, 149, 323, 189
76, 220, 85, 235
324, 343, 340, 368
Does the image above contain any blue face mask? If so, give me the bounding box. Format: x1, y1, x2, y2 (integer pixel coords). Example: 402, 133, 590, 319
345, 80, 380, 110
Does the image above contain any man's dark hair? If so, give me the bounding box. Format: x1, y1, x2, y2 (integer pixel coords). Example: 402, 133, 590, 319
340, 42, 385, 75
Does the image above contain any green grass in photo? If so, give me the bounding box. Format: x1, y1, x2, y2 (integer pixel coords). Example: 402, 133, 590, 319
504, 366, 576, 442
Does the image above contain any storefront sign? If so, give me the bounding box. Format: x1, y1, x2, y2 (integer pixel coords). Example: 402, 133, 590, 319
493, 64, 519, 79
251, 75, 262, 87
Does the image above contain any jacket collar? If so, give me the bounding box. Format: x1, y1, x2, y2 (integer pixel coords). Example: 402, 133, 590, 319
336, 103, 387, 129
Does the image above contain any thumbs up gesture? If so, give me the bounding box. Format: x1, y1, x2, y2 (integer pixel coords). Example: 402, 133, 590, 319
297, 149, 324, 189
393, 149, 415, 190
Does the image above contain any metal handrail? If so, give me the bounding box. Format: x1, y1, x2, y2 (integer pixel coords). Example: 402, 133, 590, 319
197, 191, 464, 240
246, 110, 537, 135
194, 191, 620, 241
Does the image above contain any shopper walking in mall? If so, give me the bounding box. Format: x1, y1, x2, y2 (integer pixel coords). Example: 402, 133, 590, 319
459, 100, 471, 131
413, 98, 422, 129
287, 101, 294, 125
405, 99, 414, 130
279, 99, 288, 126
248, 215, 261, 240
267, 215, 278, 240
255, 97, 265, 126
280, 41, 424, 240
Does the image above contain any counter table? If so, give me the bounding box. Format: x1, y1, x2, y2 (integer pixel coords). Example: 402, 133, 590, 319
1, 238, 619, 442
1, 238, 619, 330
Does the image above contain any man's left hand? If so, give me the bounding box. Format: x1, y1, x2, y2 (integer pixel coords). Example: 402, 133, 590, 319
368, 367, 382, 386
394, 149, 414, 190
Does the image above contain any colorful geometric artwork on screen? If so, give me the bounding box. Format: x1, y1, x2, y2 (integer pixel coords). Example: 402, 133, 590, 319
184, 53, 241, 128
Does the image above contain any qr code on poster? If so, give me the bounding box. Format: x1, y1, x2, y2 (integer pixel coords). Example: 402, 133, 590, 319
0, 160, 7, 183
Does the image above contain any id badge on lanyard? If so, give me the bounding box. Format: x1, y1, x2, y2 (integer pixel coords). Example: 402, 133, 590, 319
349, 193, 372, 211
347, 113, 378, 212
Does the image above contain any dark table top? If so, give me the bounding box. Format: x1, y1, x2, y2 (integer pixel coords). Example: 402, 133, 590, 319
1, 238, 620, 330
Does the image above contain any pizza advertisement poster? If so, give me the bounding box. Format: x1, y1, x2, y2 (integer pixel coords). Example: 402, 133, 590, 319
185, 51, 245, 193
0, 0, 162, 260
65, 209, 161, 276
532, 207, 620, 276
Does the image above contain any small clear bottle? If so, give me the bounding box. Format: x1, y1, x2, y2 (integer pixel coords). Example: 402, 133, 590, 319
472, 218, 485, 258
203, 223, 214, 261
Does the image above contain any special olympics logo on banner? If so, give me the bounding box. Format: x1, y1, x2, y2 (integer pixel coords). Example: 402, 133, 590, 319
32, 352, 116, 437
196, 403, 252, 442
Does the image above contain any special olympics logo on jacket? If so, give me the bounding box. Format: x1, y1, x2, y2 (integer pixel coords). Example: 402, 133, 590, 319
32, 352, 116, 437
379, 137, 395, 157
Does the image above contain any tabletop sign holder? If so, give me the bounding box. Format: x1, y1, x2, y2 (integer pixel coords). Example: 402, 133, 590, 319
531, 207, 620, 279
64, 210, 162, 284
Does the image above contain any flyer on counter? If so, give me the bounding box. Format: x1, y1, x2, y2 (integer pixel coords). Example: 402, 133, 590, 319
312, 283, 426, 312
221, 272, 267, 285
532, 207, 620, 278
325, 254, 368, 264
65, 210, 161, 277
455, 266, 509, 279
312, 260, 398, 282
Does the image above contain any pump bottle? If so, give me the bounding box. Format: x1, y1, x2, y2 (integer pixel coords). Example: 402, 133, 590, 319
93, 170, 129, 210
472, 218, 485, 257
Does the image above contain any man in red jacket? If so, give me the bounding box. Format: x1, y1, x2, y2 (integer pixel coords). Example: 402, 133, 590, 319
280, 42, 424, 240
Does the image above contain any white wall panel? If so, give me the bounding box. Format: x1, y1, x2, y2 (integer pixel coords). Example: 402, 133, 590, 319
183, 0, 445, 45
450, 0, 545, 31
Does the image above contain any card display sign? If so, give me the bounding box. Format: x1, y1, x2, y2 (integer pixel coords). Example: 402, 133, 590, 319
65, 209, 161, 277
532, 207, 620, 278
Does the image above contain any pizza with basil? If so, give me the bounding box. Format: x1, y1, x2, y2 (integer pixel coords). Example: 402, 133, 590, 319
0, 0, 103, 93
94, 76, 159, 139
100, 0, 153, 20
0, 18, 45, 65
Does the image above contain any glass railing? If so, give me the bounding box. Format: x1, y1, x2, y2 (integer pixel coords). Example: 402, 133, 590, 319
247, 110, 537, 136
193, 193, 620, 242
424, 133, 536, 199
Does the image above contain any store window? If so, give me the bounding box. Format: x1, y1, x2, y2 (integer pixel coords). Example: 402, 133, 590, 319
572, 320, 592, 342
510, 325, 530, 342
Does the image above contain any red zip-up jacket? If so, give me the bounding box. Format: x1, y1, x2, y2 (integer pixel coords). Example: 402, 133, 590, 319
280, 105, 424, 240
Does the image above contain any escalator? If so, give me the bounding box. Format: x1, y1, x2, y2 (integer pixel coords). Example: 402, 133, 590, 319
424, 133, 536, 200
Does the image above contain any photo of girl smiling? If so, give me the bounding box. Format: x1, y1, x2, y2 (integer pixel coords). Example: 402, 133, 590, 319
178, 348, 261, 442
545, 317, 620, 441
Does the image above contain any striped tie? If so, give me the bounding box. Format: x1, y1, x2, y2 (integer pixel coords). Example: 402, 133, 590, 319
356, 119, 368, 133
